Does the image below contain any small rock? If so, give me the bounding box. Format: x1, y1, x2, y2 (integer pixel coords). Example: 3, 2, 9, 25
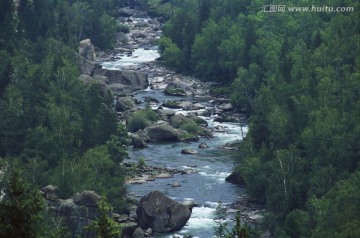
156, 173, 174, 179
181, 149, 198, 155
192, 103, 206, 110
169, 182, 181, 187
198, 143, 209, 149
132, 227, 145, 238
180, 200, 198, 209
117, 214, 130, 223
222, 103, 234, 111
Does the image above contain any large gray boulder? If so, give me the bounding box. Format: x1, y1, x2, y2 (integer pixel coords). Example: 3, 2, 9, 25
136, 191, 192, 233
130, 134, 148, 148
164, 82, 190, 96
116, 96, 136, 112
94, 68, 149, 95
144, 124, 180, 141
118, 7, 147, 17
79, 39, 96, 61
130, 130, 150, 148
73, 190, 101, 207
169, 114, 192, 128
42, 185, 60, 201
77, 54, 102, 76
77, 39, 100, 76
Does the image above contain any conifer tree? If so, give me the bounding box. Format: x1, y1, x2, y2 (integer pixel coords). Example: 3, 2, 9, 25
0, 168, 45, 238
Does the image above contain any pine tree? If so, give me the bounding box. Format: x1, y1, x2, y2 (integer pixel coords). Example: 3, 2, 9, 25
87, 197, 122, 238
0, 168, 45, 238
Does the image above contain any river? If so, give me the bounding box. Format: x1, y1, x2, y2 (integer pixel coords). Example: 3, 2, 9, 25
100, 17, 248, 238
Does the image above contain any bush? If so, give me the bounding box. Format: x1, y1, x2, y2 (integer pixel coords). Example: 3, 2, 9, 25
138, 157, 146, 168
117, 24, 130, 34
126, 113, 150, 133
210, 86, 231, 97
126, 107, 159, 133
158, 37, 182, 69
143, 104, 159, 122
179, 121, 201, 134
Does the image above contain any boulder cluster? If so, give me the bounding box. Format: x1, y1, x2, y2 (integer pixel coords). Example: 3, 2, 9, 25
42, 186, 193, 238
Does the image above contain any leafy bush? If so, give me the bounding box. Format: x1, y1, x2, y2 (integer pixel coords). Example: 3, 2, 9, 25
138, 157, 146, 168
143, 104, 159, 122
126, 113, 150, 133
179, 121, 201, 134
210, 86, 231, 96
117, 24, 130, 34
126, 107, 159, 133
158, 37, 182, 69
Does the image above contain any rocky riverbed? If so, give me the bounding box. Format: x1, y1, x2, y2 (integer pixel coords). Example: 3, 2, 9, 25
73, 6, 265, 238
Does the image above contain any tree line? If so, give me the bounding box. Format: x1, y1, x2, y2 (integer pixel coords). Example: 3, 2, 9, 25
0, 0, 131, 236
155, 0, 360, 237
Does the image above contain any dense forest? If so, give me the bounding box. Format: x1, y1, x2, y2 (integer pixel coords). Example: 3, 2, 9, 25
153, 0, 360, 237
1, 0, 360, 237
0, 0, 131, 236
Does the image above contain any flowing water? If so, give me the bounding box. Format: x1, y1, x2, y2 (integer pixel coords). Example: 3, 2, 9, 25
101, 47, 247, 238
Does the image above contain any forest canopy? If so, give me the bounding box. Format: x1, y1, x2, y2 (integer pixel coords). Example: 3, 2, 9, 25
155, 0, 360, 237
0, 0, 359, 237
0, 0, 129, 215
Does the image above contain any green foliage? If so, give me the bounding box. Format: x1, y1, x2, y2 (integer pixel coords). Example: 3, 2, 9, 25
0, 168, 45, 238
209, 86, 231, 97
126, 106, 159, 132
0, 0, 129, 235
0, 0, 127, 218
310, 171, 360, 238
179, 121, 202, 134
126, 112, 151, 133
158, 37, 182, 69
161, 0, 360, 236
87, 197, 122, 238
284, 209, 311, 238
117, 24, 130, 34
138, 157, 146, 168
94, 13, 117, 49
50, 144, 127, 212
214, 207, 250, 238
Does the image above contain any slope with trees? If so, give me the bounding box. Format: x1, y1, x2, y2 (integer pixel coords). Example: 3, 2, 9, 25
0, 1, 130, 234
157, 0, 360, 236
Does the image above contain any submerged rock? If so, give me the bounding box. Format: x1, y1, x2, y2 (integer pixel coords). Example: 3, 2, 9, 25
136, 191, 192, 233
225, 171, 246, 186
198, 142, 209, 149
181, 149, 198, 155
169, 182, 181, 187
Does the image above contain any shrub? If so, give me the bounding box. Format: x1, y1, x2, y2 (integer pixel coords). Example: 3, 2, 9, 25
126, 107, 159, 133
143, 104, 159, 122
126, 113, 150, 133
210, 86, 231, 97
117, 24, 130, 34
138, 157, 146, 168
179, 121, 201, 134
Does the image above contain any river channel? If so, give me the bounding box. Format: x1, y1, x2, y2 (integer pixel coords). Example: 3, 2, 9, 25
100, 21, 248, 237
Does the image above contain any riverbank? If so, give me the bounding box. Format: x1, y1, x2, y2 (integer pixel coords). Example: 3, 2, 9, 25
84, 6, 264, 238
